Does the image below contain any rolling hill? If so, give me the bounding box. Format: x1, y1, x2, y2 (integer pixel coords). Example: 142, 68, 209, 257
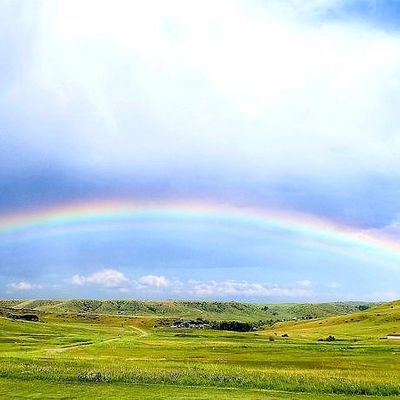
267, 299, 400, 340
0, 299, 377, 322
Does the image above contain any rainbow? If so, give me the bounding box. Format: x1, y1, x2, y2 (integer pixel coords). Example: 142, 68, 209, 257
0, 199, 399, 258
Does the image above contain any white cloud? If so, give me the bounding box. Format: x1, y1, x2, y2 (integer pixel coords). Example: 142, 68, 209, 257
71, 269, 128, 287
71, 275, 86, 286
138, 275, 169, 288
170, 279, 312, 298
8, 281, 42, 291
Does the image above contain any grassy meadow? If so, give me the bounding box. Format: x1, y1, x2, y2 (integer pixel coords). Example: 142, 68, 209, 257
0, 300, 399, 399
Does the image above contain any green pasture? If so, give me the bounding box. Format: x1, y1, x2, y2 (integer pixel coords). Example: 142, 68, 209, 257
4, 379, 400, 400
0, 300, 399, 399
3, 379, 400, 400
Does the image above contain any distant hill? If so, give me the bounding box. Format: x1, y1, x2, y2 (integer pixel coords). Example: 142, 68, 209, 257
0, 299, 377, 322
267, 299, 400, 339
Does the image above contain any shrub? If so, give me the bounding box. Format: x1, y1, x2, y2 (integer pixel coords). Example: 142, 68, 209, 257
78, 370, 108, 383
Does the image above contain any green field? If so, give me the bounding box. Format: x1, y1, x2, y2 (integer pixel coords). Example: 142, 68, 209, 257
0, 300, 399, 399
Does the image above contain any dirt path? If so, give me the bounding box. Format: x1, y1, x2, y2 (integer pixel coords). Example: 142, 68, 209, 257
45, 336, 122, 353
46, 326, 147, 353
45, 341, 94, 353
130, 326, 148, 337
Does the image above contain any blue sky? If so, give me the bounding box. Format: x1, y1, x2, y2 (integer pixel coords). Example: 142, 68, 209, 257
1, 0, 400, 301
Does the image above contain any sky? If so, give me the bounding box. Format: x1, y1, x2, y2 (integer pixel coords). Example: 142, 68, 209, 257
1, 0, 400, 301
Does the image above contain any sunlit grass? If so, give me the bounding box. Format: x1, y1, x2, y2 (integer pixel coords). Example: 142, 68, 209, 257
0, 300, 399, 398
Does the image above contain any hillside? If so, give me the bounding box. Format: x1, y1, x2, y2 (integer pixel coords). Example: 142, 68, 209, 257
0, 299, 376, 322
267, 299, 400, 340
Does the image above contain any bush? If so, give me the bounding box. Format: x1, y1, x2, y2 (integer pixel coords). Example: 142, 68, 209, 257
318, 335, 336, 342
78, 370, 108, 383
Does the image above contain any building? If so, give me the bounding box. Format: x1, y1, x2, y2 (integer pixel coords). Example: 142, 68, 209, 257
387, 333, 400, 340
171, 320, 209, 329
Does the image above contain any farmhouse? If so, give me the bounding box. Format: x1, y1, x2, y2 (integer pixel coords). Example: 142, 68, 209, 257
387, 333, 400, 340
171, 320, 209, 329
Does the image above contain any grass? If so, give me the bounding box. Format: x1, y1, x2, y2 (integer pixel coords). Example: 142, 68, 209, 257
0, 300, 399, 398
4, 379, 400, 400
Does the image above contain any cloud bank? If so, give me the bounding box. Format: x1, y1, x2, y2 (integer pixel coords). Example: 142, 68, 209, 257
8, 281, 42, 291
69, 269, 312, 299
